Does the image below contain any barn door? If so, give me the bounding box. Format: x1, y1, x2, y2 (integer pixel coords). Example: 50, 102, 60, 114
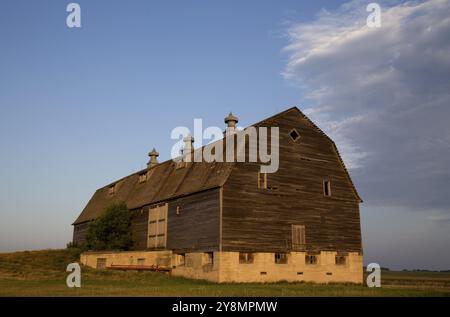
147, 204, 168, 249
292, 224, 306, 250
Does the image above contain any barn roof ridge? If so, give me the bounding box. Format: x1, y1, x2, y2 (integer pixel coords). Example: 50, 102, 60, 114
73, 106, 361, 225
97, 107, 302, 190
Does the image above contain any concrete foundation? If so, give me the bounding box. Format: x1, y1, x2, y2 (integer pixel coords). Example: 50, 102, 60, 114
80, 250, 363, 284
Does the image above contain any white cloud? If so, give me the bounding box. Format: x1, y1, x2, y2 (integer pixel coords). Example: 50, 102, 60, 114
283, 0, 450, 211
427, 214, 450, 225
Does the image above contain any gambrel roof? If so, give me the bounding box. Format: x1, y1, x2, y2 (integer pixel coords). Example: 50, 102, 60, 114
73, 107, 361, 225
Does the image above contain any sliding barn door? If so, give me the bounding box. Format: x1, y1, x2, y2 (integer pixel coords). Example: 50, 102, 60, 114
147, 204, 168, 249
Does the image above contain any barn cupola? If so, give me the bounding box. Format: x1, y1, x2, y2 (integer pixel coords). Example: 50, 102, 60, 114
147, 147, 159, 168
224, 112, 239, 135
182, 135, 195, 162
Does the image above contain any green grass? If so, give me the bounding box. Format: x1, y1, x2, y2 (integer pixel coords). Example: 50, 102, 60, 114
0, 249, 449, 297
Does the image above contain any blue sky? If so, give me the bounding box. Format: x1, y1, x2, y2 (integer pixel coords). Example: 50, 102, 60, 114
1, 0, 449, 270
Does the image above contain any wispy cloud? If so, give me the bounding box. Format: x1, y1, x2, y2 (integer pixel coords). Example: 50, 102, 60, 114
283, 0, 450, 212
427, 214, 450, 225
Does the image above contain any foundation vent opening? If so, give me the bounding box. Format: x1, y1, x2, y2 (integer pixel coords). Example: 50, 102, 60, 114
137, 258, 145, 265
260, 271, 267, 275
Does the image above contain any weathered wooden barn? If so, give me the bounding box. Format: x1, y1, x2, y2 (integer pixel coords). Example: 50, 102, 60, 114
73, 107, 363, 283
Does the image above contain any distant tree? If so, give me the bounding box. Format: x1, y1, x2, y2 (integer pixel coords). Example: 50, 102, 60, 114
65, 242, 83, 260
85, 202, 133, 251
66, 241, 78, 249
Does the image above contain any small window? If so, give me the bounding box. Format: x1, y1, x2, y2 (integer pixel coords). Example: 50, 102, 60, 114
204, 252, 214, 265
108, 184, 115, 195
323, 180, 331, 196
239, 252, 254, 264
289, 129, 300, 142
305, 254, 318, 265
96, 258, 107, 269
139, 172, 147, 183
335, 255, 347, 265
137, 258, 145, 266
176, 206, 181, 215
274, 253, 288, 264
176, 161, 186, 169
258, 172, 267, 189
186, 256, 194, 267
175, 253, 185, 266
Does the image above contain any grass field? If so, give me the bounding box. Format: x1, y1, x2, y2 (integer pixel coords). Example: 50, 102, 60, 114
0, 249, 449, 297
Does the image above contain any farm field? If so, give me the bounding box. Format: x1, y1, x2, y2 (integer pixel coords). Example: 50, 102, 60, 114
0, 249, 449, 297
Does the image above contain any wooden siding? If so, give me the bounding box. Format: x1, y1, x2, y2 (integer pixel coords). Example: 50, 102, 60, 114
167, 188, 220, 252
222, 109, 362, 253
72, 107, 362, 255
131, 209, 149, 250
72, 222, 89, 245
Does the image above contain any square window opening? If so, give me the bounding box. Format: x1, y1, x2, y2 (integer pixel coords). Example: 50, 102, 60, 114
139, 172, 147, 183
305, 255, 318, 265
96, 258, 107, 269
335, 255, 347, 265
108, 185, 116, 195
176, 161, 186, 169
176, 253, 185, 266
239, 252, 254, 264
275, 253, 288, 264
204, 252, 214, 265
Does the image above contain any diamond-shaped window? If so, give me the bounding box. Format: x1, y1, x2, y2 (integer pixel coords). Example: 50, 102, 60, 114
289, 129, 300, 142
